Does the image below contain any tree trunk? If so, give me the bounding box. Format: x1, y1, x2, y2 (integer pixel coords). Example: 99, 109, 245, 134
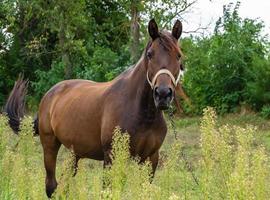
130, 0, 140, 63
59, 14, 72, 79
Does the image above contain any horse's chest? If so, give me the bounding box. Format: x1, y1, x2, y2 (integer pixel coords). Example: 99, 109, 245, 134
118, 109, 167, 160
130, 128, 166, 160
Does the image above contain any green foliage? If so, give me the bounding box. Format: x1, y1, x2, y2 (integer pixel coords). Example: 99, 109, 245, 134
33, 61, 65, 100
246, 56, 270, 110
78, 47, 120, 82
0, 0, 132, 105
260, 105, 270, 119
183, 2, 269, 114
1, 0, 270, 113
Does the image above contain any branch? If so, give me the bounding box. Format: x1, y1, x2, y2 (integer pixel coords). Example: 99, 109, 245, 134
183, 26, 209, 34
161, 0, 198, 29
183, 21, 212, 35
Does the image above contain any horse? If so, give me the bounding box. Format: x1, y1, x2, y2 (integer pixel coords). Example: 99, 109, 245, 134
5, 19, 184, 198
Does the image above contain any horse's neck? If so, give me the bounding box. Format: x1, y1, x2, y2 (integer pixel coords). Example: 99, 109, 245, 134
126, 59, 161, 123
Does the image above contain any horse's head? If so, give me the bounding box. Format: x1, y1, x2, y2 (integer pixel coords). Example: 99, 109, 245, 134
145, 19, 184, 110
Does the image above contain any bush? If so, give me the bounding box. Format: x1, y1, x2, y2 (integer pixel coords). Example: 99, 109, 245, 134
183, 2, 269, 114
33, 61, 65, 100
260, 105, 270, 119
246, 56, 270, 110
77, 47, 123, 82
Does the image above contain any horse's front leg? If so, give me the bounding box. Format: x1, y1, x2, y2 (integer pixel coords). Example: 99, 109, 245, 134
103, 147, 112, 168
101, 135, 112, 168
149, 151, 159, 179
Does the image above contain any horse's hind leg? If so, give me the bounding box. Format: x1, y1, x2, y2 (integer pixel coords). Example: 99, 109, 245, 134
41, 133, 61, 198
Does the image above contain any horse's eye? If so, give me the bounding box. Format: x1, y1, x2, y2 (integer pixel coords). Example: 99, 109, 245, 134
147, 51, 152, 59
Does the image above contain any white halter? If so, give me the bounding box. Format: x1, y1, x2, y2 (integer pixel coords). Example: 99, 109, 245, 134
146, 69, 182, 89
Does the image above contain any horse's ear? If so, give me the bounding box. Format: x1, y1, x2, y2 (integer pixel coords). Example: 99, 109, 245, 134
172, 20, 182, 40
148, 19, 159, 40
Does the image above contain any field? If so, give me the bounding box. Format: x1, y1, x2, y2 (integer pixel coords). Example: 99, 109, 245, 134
0, 108, 270, 199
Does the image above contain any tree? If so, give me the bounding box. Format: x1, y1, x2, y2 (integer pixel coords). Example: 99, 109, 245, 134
183, 2, 269, 113
130, 0, 141, 62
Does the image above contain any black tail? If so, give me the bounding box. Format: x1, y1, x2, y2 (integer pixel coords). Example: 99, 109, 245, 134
3, 76, 39, 136
3, 76, 40, 135
4, 76, 28, 133
33, 114, 39, 135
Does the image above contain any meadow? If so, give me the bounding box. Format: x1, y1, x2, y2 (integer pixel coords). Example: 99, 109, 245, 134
1, 1, 270, 199
0, 107, 269, 200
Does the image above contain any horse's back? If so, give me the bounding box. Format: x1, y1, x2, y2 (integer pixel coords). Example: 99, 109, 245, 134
44, 79, 102, 97
39, 79, 107, 117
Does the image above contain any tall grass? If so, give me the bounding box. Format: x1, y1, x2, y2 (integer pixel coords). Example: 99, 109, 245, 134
0, 108, 269, 199
0, 115, 44, 199
200, 107, 270, 199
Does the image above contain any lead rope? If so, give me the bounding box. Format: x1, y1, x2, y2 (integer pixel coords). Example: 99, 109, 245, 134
168, 106, 178, 140
168, 106, 200, 186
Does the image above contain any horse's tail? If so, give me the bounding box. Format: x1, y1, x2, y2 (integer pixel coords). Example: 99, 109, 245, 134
33, 114, 39, 135
3, 75, 28, 134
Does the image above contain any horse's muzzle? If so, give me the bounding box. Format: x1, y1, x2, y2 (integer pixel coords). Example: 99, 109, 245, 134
153, 86, 173, 110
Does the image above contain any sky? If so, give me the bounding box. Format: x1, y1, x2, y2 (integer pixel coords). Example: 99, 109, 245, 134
182, 0, 270, 37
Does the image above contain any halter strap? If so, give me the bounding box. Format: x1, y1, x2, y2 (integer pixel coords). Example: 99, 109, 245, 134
147, 69, 182, 89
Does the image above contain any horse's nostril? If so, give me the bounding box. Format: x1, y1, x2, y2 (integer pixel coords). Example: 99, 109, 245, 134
167, 88, 172, 98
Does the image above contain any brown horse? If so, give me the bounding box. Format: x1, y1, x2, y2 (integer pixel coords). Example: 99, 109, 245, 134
5, 19, 184, 198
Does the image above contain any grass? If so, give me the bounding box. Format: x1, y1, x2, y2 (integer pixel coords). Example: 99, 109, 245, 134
0, 108, 270, 199
169, 112, 270, 155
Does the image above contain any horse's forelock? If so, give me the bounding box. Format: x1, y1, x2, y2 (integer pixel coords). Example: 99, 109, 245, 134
145, 31, 183, 58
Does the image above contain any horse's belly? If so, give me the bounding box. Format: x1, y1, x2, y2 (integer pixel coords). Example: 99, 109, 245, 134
53, 101, 103, 160
56, 124, 104, 160
54, 124, 104, 160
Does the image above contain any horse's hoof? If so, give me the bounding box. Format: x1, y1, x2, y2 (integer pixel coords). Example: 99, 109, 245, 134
46, 181, 57, 198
